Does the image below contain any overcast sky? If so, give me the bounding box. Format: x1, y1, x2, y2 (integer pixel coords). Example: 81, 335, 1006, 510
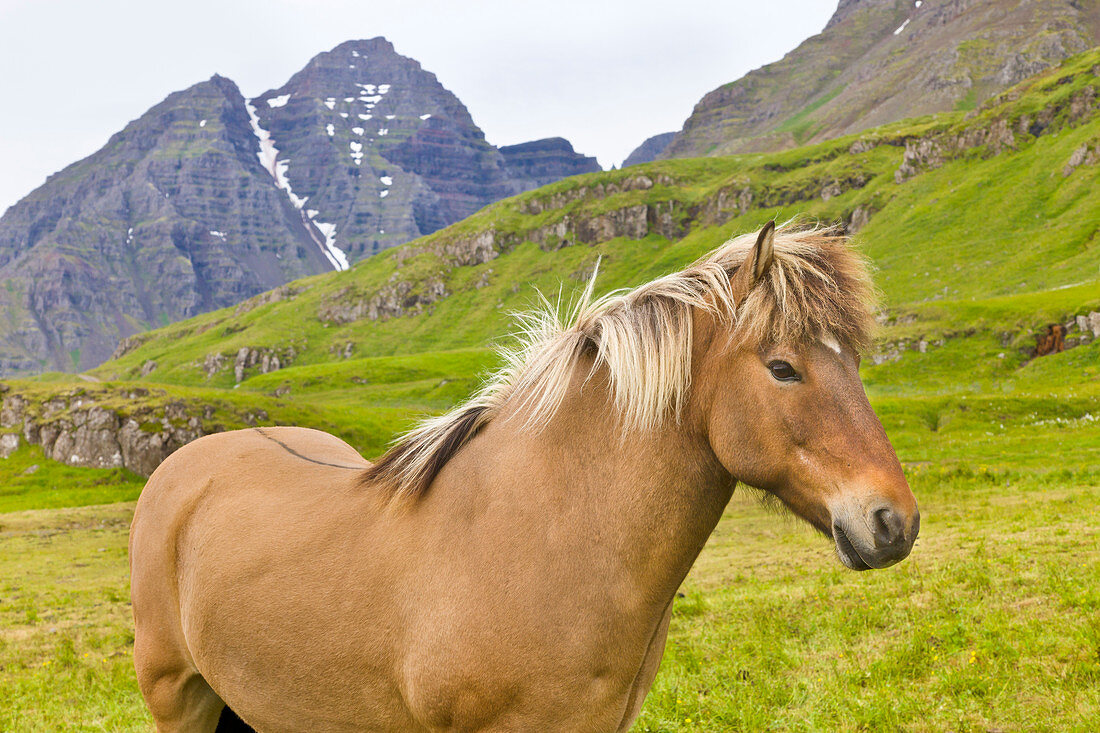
0, 0, 835, 215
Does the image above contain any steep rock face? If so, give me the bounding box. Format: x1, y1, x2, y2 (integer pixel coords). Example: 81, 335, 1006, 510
622, 132, 676, 167
250, 39, 599, 263
663, 0, 1099, 159
0, 76, 332, 375
499, 137, 601, 189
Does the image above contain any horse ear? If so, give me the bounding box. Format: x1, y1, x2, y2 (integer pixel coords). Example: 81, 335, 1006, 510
733, 221, 776, 300
753, 220, 776, 280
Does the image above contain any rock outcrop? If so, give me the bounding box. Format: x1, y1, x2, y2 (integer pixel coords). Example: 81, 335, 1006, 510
1063, 140, 1100, 177
318, 279, 449, 325
869, 310, 1100, 365
195, 345, 299, 382
233, 345, 297, 382
0, 388, 206, 476
895, 82, 1099, 182
1036, 312, 1100, 355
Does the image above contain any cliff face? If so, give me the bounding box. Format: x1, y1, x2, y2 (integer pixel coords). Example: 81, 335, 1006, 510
250, 38, 513, 262
663, 0, 1100, 158
248, 39, 601, 262
0, 75, 331, 374
0, 38, 601, 376
499, 137, 602, 190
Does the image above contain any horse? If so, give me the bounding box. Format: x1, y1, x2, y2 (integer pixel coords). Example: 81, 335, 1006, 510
129, 221, 919, 732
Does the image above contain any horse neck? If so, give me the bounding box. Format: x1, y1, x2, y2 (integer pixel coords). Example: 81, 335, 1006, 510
487, 357, 734, 611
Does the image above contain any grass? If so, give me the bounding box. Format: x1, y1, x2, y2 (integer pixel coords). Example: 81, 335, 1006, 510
2, 461, 1097, 731
0, 504, 144, 732
0, 446, 145, 514
639, 468, 1100, 732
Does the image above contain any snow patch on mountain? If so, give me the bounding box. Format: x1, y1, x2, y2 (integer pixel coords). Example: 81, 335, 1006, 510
246, 100, 348, 271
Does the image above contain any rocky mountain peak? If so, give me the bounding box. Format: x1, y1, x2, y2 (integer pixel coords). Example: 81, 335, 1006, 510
622, 132, 676, 168
248, 38, 597, 263
0, 72, 337, 374
337, 36, 396, 53
825, 0, 904, 30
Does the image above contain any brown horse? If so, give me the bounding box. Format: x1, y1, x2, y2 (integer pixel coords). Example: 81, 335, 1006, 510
130, 222, 919, 732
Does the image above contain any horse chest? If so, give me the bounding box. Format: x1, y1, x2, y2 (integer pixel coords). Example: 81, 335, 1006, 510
396, 599, 663, 730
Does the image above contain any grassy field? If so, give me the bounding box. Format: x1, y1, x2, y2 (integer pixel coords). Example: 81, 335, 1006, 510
643, 468, 1100, 731
2, 454, 1097, 731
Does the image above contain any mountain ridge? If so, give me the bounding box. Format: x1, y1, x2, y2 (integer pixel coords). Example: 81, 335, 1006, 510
662, 0, 1100, 159
0, 37, 600, 376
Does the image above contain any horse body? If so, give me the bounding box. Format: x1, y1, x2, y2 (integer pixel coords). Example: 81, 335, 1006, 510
132, 375, 724, 731
131, 223, 919, 731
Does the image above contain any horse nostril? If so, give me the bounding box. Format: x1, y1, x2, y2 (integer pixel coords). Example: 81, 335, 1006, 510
872, 507, 904, 548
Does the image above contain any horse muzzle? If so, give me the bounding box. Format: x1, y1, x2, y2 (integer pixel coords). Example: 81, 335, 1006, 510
831, 501, 920, 571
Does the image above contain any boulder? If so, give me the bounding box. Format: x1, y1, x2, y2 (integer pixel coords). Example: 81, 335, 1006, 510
0, 433, 20, 458
1, 394, 27, 428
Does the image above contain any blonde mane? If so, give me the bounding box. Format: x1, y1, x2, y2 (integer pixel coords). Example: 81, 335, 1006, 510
362, 223, 877, 497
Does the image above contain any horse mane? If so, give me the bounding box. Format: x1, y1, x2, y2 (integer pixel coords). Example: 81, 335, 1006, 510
361, 223, 877, 497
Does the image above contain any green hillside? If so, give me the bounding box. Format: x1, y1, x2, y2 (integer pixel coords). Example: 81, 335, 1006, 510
661, 0, 1100, 158
91, 50, 1098, 386
58, 50, 1096, 459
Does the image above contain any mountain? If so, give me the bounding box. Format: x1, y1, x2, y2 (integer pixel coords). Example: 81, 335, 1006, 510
97, 48, 1100, 399
0, 38, 600, 375
623, 132, 676, 167
0, 75, 333, 374
662, 0, 1100, 159
0, 45, 1097, 501
247, 38, 598, 262
499, 138, 601, 188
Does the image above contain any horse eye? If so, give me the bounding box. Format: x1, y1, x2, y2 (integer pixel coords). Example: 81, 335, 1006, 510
768, 360, 800, 382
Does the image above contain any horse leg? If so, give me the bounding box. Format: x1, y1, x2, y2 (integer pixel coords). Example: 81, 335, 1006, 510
616, 599, 674, 732
134, 657, 226, 733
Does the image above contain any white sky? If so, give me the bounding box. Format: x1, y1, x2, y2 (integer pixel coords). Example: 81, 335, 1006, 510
0, 0, 835, 216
